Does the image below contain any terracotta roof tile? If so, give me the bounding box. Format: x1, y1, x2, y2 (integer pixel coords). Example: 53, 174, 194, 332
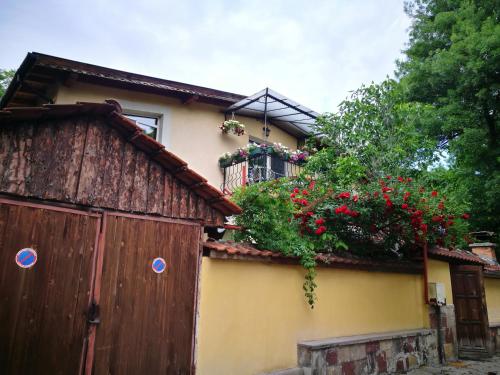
203, 240, 423, 273
428, 246, 485, 265
0, 102, 241, 217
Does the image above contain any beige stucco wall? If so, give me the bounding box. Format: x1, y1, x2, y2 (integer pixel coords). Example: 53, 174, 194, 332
55, 82, 298, 188
196, 258, 428, 375
427, 259, 454, 305
485, 277, 500, 324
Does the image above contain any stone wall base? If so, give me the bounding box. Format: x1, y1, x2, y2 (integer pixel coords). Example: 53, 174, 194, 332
428, 304, 458, 362
297, 329, 438, 375
490, 324, 500, 354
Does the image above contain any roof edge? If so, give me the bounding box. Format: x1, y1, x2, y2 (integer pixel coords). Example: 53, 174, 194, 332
0, 52, 38, 109
203, 240, 423, 274
0, 101, 241, 217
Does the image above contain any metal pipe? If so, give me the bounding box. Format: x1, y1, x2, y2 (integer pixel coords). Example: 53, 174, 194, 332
435, 305, 445, 364
241, 164, 247, 190
424, 241, 429, 304
263, 88, 269, 139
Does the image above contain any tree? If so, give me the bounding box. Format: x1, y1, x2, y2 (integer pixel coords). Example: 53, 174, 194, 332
309, 79, 438, 182
397, 0, 500, 235
0, 69, 15, 99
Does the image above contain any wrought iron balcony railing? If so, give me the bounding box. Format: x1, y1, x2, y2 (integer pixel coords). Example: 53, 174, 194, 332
221, 152, 304, 194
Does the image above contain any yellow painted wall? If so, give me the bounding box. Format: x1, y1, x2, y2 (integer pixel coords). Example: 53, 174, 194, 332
485, 278, 500, 324
196, 258, 428, 375
55, 82, 298, 188
427, 259, 454, 305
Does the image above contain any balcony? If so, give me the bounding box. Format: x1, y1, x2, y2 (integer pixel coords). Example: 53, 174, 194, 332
219, 144, 308, 194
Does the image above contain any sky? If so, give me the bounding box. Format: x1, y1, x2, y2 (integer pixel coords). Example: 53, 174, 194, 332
0, 0, 411, 113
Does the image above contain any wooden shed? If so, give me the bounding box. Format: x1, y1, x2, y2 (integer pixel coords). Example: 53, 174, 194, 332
0, 102, 240, 375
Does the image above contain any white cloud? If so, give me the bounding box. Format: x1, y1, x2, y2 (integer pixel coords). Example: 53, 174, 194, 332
0, 0, 410, 112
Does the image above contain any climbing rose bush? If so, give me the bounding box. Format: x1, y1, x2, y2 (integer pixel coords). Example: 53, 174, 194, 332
290, 176, 470, 257
232, 177, 470, 308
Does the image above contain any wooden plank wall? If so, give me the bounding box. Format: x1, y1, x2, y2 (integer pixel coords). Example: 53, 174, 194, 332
0, 116, 224, 226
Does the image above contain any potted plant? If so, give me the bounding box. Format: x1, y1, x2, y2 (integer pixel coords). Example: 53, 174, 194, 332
220, 119, 245, 136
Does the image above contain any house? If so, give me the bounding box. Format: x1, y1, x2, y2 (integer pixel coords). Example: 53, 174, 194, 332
0, 52, 318, 192
3, 53, 500, 375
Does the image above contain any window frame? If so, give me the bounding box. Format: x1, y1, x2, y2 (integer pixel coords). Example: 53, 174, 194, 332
123, 111, 161, 141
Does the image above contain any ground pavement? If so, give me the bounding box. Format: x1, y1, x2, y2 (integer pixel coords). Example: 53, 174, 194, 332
408, 356, 500, 375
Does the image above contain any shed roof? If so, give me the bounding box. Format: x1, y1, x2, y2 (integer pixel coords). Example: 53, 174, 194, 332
0, 101, 241, 217
1, 52, 246, 109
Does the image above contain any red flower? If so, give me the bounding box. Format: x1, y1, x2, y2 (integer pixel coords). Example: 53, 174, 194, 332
308, 180, 316, 190
301, 199, 309, 206
386, 175, 392, 180
431, 191, 438, 197
339, 192, 351, 199
306, 211, 314, 216
383, 193, 390, 200
407, 178, 412, 182
462, 213, 470, 220
353, 195, 359, 202
431, 215, 442, 222
374, 191, 380, 198
349, 210, 360, 217
315, 226, 327, 235
382, 186, 392, 193
420, 224, 428, 233
402, 203, 409, 209
335, 205, 348, 214
403, 192, 411, 201
385, 200, 393, 208
293, 187, 299, 194
290, 193, 296, 198
438, 202, 445, 210
397, 176, 404, 182
315, 218, 325, 225
302, 190, 309, 195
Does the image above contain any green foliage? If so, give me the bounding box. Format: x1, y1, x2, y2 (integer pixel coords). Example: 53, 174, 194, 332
311, 80, 438, 179
398, 0, 500, 236
0, 69, 15, 99
231, 180, 318, 306
231, 175, 470, 307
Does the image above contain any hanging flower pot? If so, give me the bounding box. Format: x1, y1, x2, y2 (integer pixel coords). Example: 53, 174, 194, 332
220, 119, 245, 136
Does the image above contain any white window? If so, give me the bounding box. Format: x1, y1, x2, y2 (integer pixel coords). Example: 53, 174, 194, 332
124, 114, 159, 140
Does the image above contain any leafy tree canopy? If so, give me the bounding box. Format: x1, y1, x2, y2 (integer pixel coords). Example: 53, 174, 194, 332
0, 69, 15, 99
397, 0, 500, 235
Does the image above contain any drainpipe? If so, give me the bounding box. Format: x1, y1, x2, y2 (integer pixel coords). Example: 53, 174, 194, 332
423, 241, 429, 304
424, 241, 445, 364
435, 304, 445, 364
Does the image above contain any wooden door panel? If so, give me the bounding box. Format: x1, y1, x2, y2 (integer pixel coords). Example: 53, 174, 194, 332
0, 201, 100, 375
450, 264, 490, 358
93, 214, 200, 375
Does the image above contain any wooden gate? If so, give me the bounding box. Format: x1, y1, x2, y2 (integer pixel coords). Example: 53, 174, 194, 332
1, 201, 201, 375
0, 200, 101, 374
89, 213, 201, 374
450, 264, 491, 359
